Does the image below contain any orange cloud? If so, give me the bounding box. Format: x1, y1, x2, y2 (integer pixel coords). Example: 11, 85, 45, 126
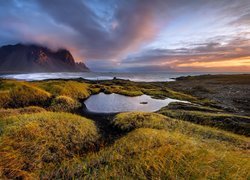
177, 56, 250, 68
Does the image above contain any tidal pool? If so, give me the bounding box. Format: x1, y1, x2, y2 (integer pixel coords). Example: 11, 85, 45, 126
84, 93, 188, 113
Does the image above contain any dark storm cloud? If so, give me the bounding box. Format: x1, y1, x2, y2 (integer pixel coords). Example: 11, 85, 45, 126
34, 0, 171, 60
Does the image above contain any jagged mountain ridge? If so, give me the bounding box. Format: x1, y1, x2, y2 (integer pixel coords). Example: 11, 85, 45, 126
0, 44, 89, 73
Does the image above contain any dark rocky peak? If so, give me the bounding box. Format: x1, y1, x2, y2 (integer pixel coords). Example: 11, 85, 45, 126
55, 49, 75, 65
0, 43, 89, 73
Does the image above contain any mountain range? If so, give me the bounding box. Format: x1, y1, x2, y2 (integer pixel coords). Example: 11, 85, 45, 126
0, 44, 89, 73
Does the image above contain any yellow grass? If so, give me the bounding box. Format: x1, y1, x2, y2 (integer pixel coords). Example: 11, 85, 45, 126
82, 112, 250, 179
0, 112, 99, 179
49, 95, 81, 112
35, 80, 91, 100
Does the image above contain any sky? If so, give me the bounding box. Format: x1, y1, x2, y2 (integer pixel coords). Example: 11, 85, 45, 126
0, 0, 250, 72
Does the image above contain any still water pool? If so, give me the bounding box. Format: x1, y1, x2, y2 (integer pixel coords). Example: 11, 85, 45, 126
84, 93, 188, 113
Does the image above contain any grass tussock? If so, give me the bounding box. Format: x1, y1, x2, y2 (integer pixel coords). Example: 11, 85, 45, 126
9, 84, 51, 107
0, 112, 99, 179
36, 80, 90, 100
49, 95, 81, 112
112, 112, 172, 131
0, 80, 51, 108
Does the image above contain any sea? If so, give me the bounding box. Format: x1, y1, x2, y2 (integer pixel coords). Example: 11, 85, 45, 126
0, 72, 247, 82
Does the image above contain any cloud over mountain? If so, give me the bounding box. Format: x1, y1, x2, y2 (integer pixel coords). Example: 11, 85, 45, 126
0, 0, 250, 71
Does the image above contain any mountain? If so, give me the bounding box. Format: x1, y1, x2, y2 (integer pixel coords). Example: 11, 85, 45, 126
0, 44, 89, 73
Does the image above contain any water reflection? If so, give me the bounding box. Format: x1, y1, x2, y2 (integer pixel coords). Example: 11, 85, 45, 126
84, 93, 188, 113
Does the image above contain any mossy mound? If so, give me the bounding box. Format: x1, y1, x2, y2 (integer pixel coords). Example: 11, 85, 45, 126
49, 96, 81, 112
0, 112, 99, 179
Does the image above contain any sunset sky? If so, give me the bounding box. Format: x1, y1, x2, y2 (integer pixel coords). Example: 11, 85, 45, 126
0, 0, 250, 72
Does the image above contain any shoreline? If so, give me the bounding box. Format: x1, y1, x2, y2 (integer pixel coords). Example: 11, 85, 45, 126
1, 71, 250, 82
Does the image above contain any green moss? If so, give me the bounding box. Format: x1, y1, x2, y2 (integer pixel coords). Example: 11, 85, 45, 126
0, 112, 99, 179
49, 96, 81, 112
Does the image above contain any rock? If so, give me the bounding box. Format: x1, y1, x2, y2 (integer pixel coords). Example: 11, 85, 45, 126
0, 43, 89, 73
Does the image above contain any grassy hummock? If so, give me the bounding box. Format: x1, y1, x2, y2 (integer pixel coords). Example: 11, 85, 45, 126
59, 112, 249, 179
112, 112, 171, 131
35, 80, 91, 100
49, 95, 81, 112
0, 112, 99, 179
0, 80, 51, 108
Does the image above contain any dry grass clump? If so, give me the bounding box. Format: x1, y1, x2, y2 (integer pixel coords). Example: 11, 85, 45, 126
9, 84, 51, 107
0, 112, 99, 179
49, 96, 81, 112
0, 80, 51, 108
35, 80, 91, 100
